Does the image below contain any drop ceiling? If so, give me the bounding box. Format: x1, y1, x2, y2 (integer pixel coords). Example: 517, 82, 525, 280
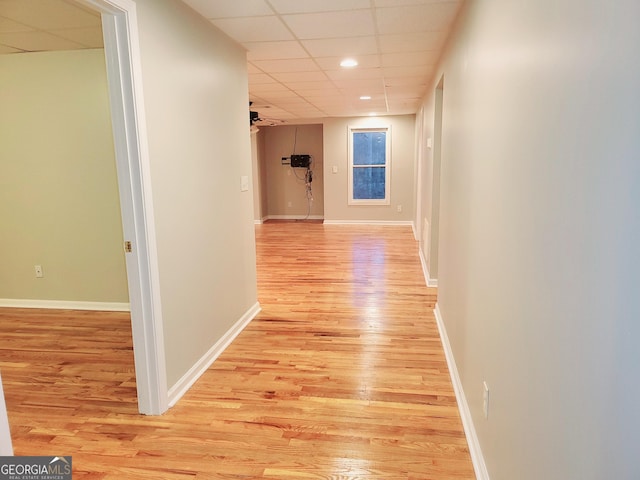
185, 0, 463, 123
0, 0, 103, 54
0, 0, 463, 123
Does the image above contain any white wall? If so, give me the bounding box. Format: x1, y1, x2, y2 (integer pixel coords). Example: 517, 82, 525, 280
323, 115, 415, 223
418, 0, 640, 478
134, 0, 257, 387
0, 49, 128, 305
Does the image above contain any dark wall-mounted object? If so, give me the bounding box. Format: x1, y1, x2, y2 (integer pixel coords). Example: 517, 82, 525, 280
291, 154, 311, 168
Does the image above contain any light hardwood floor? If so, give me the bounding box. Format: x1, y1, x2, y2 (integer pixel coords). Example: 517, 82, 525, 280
1, 222, 475, 479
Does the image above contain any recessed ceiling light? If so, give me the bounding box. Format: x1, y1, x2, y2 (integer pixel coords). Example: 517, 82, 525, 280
340, 58, 358, 68
360, 95, 372, 100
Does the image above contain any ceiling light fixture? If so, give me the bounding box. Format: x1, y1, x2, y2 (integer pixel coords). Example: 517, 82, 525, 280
360, 95, 372, 100
340, 58, 358, 68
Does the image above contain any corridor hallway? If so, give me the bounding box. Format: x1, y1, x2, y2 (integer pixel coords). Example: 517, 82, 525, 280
2, 222, 474, 479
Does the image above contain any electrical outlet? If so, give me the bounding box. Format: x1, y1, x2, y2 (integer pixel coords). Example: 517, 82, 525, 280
397, 205, 402, 213
34, 265, 43, 278
482, 381, 490, 419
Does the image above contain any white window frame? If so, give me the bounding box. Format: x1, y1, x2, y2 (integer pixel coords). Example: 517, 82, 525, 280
348, 125, 391, 205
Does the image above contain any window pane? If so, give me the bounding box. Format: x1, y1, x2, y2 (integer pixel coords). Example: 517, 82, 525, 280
353, 167, 386, 199
353, 132, 386, 165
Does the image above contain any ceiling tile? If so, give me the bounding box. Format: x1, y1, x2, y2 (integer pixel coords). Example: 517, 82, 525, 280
294, 92, 342, 103
0, 0, 463, 120
0, 43, 21, 53
269, 0, 371, 14
385, 86, 425, 99
272, 71, 329, 83
301, 36, 378, 57
325, 67, 384, 82
340, 85, 386, 95
251, 83, 293, 95
382, 51, 438, 67
383, 65, 432, 78
282, 80, 336, 92
251, 58, 319, 73
374, 0, 457, 6
384, 75, 429, 87
260, 91, 304, 102
50, 26, 103, 48
283, 10, 375, 40
182, 0, 273, 18
247, 63, 263, 74
378, 31, 446, 53
0, 16, 33, 33
211, 16, 293, 42
331, 77, 385, 90
314, 54, 380, 70
244, 41, 308, 61
376, 3, 460, 34
0, 30, 84, 52
0, 0, 100, 30
248, 72, 279, 85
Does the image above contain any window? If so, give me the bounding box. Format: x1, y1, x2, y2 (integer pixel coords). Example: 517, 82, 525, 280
348, 126, 391, 205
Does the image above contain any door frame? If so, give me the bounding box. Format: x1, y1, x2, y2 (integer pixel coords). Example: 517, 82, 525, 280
78, 0, 167, 415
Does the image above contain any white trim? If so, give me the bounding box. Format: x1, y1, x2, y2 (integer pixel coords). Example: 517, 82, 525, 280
411, 220, 418, 240
414, 106, 425, 244
0, 299, 130, 312
0, 373, 13, 456
323, 220, 413, 226
79, 0, 168, 415
434, 303, 490, 480
167, 302, 262, 407
418, 249, 438, 287
348, 125, 392, 205
264, 215, 324, 221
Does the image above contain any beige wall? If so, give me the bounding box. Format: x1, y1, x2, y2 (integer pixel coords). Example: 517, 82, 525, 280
419, 0, 640, 478
134, 0, 257, 387
261, 124, 324, 219
323, 115, 415, 222
0, 49, 128, 304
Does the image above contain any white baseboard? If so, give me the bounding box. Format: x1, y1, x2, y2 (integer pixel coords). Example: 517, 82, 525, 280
418, 249, 438, 287
323, 220, 414, 226
264, 215, 324, 221
168, 301, 262, 407
0, 298, 130, 312
434, 303, 489, 480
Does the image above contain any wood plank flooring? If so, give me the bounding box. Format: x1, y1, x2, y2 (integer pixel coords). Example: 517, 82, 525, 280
0, 223, 475, 479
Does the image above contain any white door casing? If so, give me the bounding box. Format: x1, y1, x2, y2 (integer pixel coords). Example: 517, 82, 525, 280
77, 0, 168, 415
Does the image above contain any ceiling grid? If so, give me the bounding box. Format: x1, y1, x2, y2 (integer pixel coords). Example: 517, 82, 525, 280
0, 0, 463, 123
